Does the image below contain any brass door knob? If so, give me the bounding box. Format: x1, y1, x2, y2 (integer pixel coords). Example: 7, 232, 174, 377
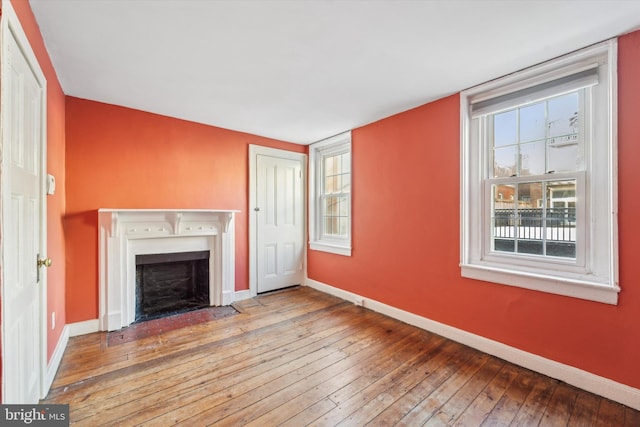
37, 257, 52, 268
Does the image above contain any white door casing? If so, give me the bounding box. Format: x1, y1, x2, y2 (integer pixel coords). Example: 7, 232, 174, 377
1, 1, 48, 403
249, 146, 305, 295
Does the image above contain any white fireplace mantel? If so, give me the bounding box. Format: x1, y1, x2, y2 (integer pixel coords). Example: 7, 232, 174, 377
98, 209, 239, 331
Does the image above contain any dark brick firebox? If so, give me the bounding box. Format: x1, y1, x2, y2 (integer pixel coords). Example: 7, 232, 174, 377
135, 250, 210, 322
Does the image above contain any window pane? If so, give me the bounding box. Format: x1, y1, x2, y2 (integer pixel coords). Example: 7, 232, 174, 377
324, 153, 350, 194
323, 195, 349, 238
520, 141, 545, 176
342, 152, 351, 173
494, 146, 517, 177
494, 110, 517, 147
546, 180, 576, 258
520, 102, 546, 142
325, 176, 335, 193
515, 182, 544, 255
329, 197, 337, 219
339, 196, 349, 216
548, 92, 579, 138
548, 143, 578, 173
547, 92, 580, 173
324, 217, 335, 235
494, 183, 516, 207
325, 156, 335, 175
338, 217, 348, 236
492, 184, 516, 253
339, 173, 350, 193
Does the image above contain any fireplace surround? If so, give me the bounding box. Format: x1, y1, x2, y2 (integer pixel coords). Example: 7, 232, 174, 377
98, 209, 238, 331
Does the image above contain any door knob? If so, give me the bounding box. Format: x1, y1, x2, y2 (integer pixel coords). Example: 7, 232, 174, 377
37, 257, 52, 268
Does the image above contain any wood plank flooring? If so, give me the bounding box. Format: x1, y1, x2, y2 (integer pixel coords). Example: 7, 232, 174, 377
43, 287, 640, 426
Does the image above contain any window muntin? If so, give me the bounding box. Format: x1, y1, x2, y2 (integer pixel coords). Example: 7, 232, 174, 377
491, 91, 583, 178
486, 90, 583, 261
490, 179, 577, 259
460, 40, 618, 304
309, 131, 352, 256
321, 150, 351, 239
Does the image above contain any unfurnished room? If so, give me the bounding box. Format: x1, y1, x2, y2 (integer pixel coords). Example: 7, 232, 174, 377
1, 0, 640, 425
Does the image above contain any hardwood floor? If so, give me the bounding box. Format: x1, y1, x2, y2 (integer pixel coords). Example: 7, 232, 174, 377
43, 287, 640, 426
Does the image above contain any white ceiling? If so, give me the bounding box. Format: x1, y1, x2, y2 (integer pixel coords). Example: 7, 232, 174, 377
29, 0, 640, 145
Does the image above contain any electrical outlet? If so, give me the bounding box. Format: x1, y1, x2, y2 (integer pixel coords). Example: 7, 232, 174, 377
52, 312, 56, 329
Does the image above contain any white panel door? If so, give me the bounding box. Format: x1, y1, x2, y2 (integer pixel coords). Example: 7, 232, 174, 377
2, 15, 46, 403
256, 154, 303, 293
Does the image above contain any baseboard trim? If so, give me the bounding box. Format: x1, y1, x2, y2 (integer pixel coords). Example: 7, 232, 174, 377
234, 289, 253, 302
44, 325, 69, 397
68, 319, 99, 337
304, 277, 640, 410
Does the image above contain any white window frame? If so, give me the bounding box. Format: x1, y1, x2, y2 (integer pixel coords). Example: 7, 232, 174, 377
460, 40, 619, 304
309, 131, 352, 256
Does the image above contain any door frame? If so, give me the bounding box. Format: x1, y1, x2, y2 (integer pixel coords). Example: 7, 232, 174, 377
248, 145, 306, 298
0, 0, 49, 401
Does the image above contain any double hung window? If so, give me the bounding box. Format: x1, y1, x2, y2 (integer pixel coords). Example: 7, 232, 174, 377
309, 131, 352, 256
488, 91, 584, 260
460, 40, 618, 304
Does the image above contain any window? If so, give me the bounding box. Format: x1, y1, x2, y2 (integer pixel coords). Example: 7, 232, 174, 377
309, 131, 352, 256
460, 40, 619, 304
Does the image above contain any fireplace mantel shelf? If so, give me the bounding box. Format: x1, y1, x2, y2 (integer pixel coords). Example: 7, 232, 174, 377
98, 209, 238, 331
99, 209, 240, 237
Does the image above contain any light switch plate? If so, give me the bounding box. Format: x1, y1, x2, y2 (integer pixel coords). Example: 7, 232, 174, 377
46, 173, 55, 195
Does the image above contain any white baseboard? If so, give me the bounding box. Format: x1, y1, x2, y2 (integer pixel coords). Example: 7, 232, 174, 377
68, 319, 99, 337
234, 289, 253, 302
43, 325, 69, 397
304, 277, 640, 411
222, 289, 235, 306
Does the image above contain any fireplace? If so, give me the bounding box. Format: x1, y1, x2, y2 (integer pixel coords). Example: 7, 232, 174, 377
135, 250, 210, 321
98, 209, 238, 331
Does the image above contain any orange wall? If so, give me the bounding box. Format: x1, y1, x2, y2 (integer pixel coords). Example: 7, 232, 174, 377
64, 98, 305, 323
9, 0, 67, 363
308, 29, 640, 390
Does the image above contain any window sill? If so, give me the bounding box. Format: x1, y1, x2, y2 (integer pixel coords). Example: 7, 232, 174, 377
461, 263, 619, 305
309, 241, 351, 256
